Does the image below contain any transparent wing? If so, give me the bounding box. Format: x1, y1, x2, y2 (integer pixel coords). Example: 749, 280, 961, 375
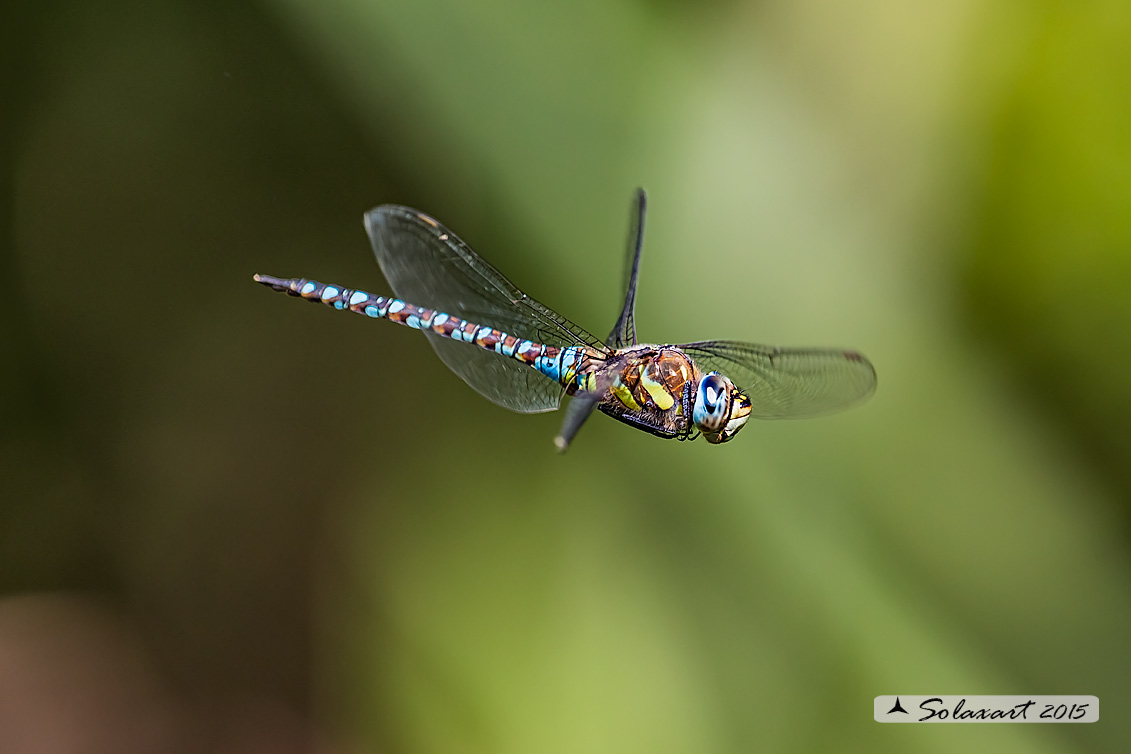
607, 189, 646, 348
365, 206, 607, 413
679, 340, 876, 419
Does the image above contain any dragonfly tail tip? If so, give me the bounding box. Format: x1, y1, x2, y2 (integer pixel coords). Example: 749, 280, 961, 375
253, 273, 290, 290
553, 436, 569, 454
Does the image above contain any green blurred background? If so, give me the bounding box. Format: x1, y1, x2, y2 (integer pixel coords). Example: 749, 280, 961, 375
3, 0, 1130, 751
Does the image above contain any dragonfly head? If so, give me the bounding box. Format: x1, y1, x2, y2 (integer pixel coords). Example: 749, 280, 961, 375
693, 372, 752, 444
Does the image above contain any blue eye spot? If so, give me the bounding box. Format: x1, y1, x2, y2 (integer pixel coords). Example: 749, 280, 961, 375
693, 372, 734, 433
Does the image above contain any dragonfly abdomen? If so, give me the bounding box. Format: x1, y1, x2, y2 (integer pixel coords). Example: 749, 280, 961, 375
253, 274, 595, 390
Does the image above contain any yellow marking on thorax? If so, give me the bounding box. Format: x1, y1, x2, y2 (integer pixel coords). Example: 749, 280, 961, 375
640, 370, 675, 410
611, 380, 641, 410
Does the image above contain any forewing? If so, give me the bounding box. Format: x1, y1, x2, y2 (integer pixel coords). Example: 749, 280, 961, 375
606, 189, 646, 348
365, 206, 606, 413
679, 340, 876, 419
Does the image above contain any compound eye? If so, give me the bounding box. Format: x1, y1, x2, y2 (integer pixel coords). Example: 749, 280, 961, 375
693, 372, 732, 432
701, 375, 724, 410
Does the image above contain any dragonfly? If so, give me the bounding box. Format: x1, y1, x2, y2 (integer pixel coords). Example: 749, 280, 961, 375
255, 190, 876, 451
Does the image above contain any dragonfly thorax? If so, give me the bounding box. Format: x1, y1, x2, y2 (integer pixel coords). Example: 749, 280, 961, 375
590, 345, 739, 442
